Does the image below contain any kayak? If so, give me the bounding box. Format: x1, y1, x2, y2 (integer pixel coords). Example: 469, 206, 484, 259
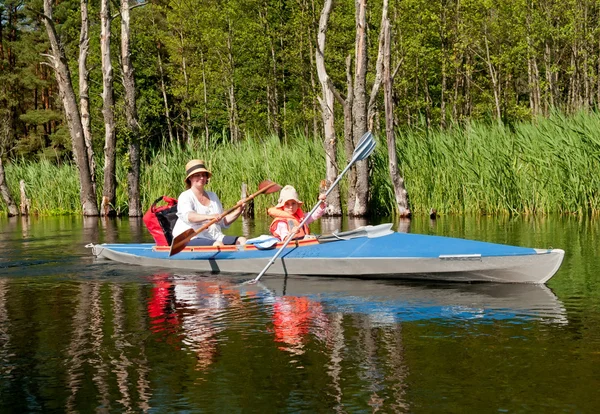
89, 223, 564, 284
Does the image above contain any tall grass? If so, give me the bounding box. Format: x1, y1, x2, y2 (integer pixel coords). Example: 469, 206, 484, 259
383, 110, 600, 215
1, 110, 599, 216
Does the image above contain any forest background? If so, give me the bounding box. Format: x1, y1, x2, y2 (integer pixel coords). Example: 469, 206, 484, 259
0, 0, 599, 217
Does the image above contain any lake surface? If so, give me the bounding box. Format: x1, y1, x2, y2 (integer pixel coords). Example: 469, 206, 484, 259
1, 214, 599, 413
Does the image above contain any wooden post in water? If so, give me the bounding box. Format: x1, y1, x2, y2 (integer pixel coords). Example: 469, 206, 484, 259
19, 180, 30, 216
241, 183, 254, 218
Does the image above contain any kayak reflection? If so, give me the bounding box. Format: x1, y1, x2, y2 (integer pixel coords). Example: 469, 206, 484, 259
251, 276, 569, 325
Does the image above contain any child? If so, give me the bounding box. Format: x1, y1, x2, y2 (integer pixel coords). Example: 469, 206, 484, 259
267, 185, 327, 241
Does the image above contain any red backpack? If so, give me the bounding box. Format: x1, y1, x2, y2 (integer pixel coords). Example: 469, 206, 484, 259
143, 196, 179, 246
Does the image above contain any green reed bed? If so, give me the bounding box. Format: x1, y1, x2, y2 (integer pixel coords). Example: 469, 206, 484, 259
392, 111, 600, 215
1, 111, 599, 216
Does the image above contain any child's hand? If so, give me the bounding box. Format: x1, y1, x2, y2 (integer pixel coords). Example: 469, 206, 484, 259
290, 225, 300, 234
318, 193, 327, 208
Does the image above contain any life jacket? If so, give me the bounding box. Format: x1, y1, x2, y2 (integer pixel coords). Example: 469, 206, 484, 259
143, 196, 179, 246
268, 207, 310, 240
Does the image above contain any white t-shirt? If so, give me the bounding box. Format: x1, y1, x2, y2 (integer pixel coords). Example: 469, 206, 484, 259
172, 189, 229, 242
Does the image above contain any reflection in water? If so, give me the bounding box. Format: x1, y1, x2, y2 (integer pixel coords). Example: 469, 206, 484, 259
172, 278, 245, 374
397, 218, 411, 233
65, 281, 152, 413
347, 217, 368, 230
0, 280, 15, 379
111, 284, 132, 411
257, 276, 568, 325
0, 268, 571, 412
148, 274, 180, 338
65, 282, 93, 413
20, 216, 30, 239
320, 217, 343, 235
100, 216, 119, 244
272, 296, 325, 356
82, 216, 99, 244
326, 313, 345, 413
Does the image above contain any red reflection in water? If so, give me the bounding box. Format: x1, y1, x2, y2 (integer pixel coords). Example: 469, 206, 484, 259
272, 296, 325, 354
147, 274, 180, 339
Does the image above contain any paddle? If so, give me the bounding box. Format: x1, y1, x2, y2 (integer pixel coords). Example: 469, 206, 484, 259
169, 180, 281, 256
251, 131, 376, 283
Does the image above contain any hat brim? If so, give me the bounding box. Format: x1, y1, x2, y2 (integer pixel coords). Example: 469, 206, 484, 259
275, 198, 303, 208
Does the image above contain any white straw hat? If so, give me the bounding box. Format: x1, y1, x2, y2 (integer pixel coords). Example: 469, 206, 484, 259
275, 185, 303, 208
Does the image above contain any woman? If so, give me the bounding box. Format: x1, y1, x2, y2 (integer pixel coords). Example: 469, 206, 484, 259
172, 159, 246, 246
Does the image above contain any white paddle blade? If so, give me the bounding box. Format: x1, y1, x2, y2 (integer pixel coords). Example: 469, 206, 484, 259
352, 132, 376, 162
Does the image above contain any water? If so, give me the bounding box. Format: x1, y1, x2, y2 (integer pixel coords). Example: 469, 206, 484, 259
1, 215, 599, 412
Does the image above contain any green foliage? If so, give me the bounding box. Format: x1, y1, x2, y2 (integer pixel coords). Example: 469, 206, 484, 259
19, 110, 63, 125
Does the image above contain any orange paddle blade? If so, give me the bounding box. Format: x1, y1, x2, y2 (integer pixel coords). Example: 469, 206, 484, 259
258, 180, 282, 194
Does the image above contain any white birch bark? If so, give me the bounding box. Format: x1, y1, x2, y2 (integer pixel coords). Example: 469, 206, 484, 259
41, 0, 98, 215
121, 0, 142, 217
316, 0, 341, 215
100, 0, 117, 216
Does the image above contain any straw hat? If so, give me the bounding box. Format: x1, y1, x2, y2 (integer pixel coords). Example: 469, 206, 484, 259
276, 185, 303, 208
184, 159, 212, 187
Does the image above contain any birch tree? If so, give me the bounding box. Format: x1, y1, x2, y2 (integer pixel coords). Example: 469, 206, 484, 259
121, 0, 142, 217
0, 115, 18, 216
100, 0, 117, 216
79, 0, 95, 195
382, 13, 410, 216
350, 0, 370, 216
40, 0, 98, 216
316, 0, 342, 215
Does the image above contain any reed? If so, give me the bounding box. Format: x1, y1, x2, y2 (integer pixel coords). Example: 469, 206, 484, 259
1, 111, 599, 216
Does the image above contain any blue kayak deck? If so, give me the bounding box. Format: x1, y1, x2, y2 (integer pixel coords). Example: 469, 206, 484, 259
101, 232, 541, 260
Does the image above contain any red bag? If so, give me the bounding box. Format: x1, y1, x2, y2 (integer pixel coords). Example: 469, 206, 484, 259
143, 196, 178, 246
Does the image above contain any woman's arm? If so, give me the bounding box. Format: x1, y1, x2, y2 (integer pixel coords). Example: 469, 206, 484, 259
222, 203, 245, 226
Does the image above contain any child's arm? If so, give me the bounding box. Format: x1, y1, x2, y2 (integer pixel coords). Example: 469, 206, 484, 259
274, 222, 289, 241
306, 194, 327, 224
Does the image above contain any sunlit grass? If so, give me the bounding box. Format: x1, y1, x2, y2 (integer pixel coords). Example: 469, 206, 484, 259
1, 110, 599, 216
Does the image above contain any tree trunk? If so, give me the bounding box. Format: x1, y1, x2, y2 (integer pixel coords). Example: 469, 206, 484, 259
121, 0, 141, 217
178, 30, 191, 143
226, 19, 239, 143
351, 0, 369, 217
200, 49, 209, 145
316, 0, 341, 215
544, 41, 555, 111
79, 0, 96, 196
343, 55, 355, 213
367, 0, 388, 131
0, 156, 18, 216
483, 33, 502, 122
383, 18, 410, 217
440, 4, 447, 129
100, 0, 117, 217
157, 45, 174, 143
41, 0, 98, 216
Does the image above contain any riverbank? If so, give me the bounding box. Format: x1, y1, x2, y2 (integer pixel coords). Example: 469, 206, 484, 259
1, 111, 599, 216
